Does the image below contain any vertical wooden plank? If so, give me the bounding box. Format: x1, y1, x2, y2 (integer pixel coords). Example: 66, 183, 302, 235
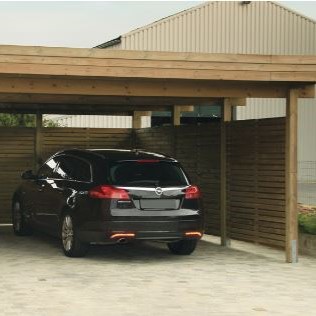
285, 89, 298, 263
132, 111, 142, 129
220, 99, 232, 246
34, 112, 43, 171
132, 111, 151, 129
171, 106, 181, 126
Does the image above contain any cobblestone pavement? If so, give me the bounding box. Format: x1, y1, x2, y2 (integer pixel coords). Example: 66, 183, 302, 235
0, 225, 316, 316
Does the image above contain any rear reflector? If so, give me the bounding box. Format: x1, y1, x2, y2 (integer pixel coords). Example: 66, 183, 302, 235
110, 233, 135, 239
184, 185, 201, 199
185, 231, 203, 238
89, 185, 130, 200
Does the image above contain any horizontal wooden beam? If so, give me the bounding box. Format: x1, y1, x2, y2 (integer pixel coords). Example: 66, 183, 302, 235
0, 103, 171, 115
0, 46, 315, 83
225, 98, 247, 107
178, 105, 195, 112
1, 61, 315, 83
0, 77, 312, 99
0, 93, 221, 106
0, 45, 315, 65
2, 54, 316, 73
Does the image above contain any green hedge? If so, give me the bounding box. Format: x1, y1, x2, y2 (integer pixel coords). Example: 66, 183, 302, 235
298, 213, 316, 235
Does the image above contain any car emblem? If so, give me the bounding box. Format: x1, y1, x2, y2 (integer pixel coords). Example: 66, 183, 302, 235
155, 187, 163, 196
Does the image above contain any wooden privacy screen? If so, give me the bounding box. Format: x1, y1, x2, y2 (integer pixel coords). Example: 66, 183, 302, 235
41, 128, 133, 161
0, 120, 286, 249
227, 118, 286, 247
135, 123, 221, 235
0, 128, 35, 223
0, 127, 132, 223
136, 118, 286, 247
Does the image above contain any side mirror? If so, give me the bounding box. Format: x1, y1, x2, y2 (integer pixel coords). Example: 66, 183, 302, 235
21, 170, 37, 180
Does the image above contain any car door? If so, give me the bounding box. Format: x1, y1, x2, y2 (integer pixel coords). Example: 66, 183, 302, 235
49, 155, 93, 230
31, 157, 59, 230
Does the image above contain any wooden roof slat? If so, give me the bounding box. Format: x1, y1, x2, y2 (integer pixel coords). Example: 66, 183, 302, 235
0, 77, 311, 99
0, 45, 315, 64
0, 46, 314, 83
1, 55, 316, 73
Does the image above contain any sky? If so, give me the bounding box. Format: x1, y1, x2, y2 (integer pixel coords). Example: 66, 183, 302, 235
0, 1, 315, 48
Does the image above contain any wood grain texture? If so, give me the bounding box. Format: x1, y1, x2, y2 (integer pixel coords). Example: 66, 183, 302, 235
227, 117, 286, 248
285, 89, 298, 263
0, 127, 133, 223
0, 118, 287, 250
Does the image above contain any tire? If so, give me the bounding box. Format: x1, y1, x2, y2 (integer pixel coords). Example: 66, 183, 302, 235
167, 239, 198, 255
60, 212, 89, 258
12, 200, 33, 236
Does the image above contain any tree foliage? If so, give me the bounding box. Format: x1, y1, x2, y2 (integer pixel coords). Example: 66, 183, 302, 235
0, 114, 60, 127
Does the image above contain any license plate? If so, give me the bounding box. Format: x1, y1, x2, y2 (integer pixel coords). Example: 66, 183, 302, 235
140, 199, 179, 210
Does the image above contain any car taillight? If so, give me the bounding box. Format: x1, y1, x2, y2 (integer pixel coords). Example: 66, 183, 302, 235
89, 185, 130, 200
184, 185, 200, 199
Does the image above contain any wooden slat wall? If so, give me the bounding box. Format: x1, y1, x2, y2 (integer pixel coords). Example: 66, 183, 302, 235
41, 128, 133, 160
0, 121, 286, 249
227, 118, 286, 247
135, 123, 221, 235
0, 127, 133, 223
0, 128, 35, 223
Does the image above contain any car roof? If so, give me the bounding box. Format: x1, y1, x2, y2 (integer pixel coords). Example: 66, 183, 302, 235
56, 148, 177, 162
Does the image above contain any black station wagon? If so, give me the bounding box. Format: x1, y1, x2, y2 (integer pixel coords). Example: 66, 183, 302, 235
12, 149, 204, 257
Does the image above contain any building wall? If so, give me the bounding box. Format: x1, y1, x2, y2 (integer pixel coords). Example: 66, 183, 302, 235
46, 115, 151, 128
120, 1, 316, 54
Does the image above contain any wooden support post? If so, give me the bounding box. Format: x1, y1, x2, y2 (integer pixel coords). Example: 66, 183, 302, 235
172, 106, 181, 126
220, 99, 232, 246
34, 112, 43, 171
285, 89, 298, 263
132, 111, 151, 129
171, 105, 194, 126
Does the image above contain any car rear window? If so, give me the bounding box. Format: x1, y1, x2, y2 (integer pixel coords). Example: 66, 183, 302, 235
108, 160, 188, 187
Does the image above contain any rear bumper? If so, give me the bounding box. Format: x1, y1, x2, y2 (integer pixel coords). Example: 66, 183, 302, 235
78, 217, 203, 243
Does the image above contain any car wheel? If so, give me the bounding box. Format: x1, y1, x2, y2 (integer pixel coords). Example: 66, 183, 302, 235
61, 212, 89, 257
12, 201, 33, 236
167, 239, 198, 255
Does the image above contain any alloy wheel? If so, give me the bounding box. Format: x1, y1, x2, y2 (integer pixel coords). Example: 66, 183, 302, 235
62, 215, 74, 252
13, 202, 22, 232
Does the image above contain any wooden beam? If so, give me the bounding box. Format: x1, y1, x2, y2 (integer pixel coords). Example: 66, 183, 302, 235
1, 61, 316, 82
220, 99, 232, 247
34, 112, 43, 171
1, 53, 316, 72
0, 93, 221, 106
178, 105, 195, 112
285, 89, 298, 263
0, 102, 170, 115
0, 46, 315, 82
0, 77, 312, 99
225, 98, 247, 107
0, 45, 315, 66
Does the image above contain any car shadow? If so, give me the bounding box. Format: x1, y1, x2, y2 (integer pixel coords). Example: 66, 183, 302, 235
0, 225, 284, 264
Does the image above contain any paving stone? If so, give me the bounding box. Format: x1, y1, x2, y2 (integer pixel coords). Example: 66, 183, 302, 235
0, 226, 316, 316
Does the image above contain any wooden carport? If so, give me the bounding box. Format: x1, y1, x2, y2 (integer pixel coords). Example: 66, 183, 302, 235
0, 45, 315, 263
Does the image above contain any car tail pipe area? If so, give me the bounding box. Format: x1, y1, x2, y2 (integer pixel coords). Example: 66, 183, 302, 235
110, 233, 135, 243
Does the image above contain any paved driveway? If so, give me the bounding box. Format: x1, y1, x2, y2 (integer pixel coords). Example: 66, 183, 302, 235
0, 226, 316, 316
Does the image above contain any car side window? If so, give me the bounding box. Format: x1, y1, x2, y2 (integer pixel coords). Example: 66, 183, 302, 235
54, 156, 91, 182
37, 158, 58, 179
